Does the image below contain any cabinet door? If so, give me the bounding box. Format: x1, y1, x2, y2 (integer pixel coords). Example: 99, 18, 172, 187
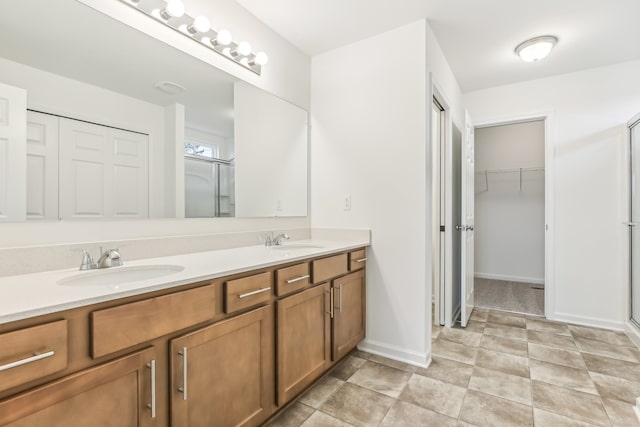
0, 347, 157, 427
332, 270, 366, 361
170, 305, 274, 427
276, 283, 331, 405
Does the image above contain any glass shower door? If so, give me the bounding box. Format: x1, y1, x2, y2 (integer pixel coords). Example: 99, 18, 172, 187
630, 120, 640, 326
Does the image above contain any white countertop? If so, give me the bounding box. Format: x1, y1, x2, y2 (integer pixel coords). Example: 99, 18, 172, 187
0, 238, 369, 325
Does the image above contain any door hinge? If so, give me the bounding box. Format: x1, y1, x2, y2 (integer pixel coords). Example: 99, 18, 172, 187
440, 225, 445, 232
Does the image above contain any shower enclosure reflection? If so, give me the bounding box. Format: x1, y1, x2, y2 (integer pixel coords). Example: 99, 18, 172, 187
185, 155, 235, 218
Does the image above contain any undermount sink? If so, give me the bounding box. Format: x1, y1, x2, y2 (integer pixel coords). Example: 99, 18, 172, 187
58, 265, 185, 288
270, 244, 325, 251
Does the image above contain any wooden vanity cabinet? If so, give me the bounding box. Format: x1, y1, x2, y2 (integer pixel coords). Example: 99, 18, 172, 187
0, 347, 157, 427
170, 305, 274, 427
332, 269, 366, 361
276, 283, 331, 405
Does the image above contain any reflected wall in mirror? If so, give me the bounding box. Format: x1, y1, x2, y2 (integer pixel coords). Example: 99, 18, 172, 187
0, 0, 308, 221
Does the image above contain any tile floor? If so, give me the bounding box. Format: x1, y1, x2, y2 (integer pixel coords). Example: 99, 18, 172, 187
268, 308, 640, 427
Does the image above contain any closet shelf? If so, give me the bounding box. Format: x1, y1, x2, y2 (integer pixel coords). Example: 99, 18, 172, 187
475, 166, 544, 192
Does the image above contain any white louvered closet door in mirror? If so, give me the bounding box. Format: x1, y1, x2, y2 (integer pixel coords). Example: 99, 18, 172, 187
59, 118, 148, 220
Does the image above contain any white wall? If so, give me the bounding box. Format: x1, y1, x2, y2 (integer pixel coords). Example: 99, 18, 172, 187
0, 56, 167, 218
234, 82, 308, 217
464, 60, 640, 329
474, 121, 545, 283
311, 20, 464, 365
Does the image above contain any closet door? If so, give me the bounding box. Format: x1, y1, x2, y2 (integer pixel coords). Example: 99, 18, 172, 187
59, 119, 148, 219
26, 111, 59, 220
630, 120, 640, 325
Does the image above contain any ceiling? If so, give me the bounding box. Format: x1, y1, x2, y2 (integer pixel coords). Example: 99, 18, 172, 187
234, 0, 640, 92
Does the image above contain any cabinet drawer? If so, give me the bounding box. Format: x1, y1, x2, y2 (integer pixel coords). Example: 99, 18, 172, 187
275, 263, 310, 296
225, 272, 273, 313
349, 248, 367, 271
0, 320, 68, 393
91, 284, 216, 358
312, 253, 348, 283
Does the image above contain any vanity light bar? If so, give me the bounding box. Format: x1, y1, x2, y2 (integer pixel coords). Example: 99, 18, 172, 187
119, 0, 268, 75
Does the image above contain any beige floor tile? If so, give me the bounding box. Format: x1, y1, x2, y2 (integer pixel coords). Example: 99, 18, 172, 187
399, 374, 467, 418
531, 380, 610, 426
368, 354, 416, 373
300, 411, 353, 427
352, 350, 372, 360
268, 402, 315, 427
575, 337, 640, 363
527, 329, 578, 350
583, 353, 640, 382
439, 327, 483, 347
320, 383, 394, 427
533, 408, 597, 427
479, 334, 528, 357
432, 323, 443, 339
458, 390, 533, 427
329, 356, 366, 380
528, 342, 586, 369
484, 322, 528, 341
475, 348, 530, 378
347, 361, 412, 399
470, 309, 489, 322
299, 376, 345, 408
602, 397, 640, 427
489, 309, 525, 317
379, 400, 457, 427
526, 318, 571, 335
432, 338, 478, 364
529, 359, 597, 395
569, 324, 636, 347
590, 372, 640, 404
415, 356, 473, 387
468, 366, 532, 405
462, 320, 487, 334
486, 312, 526, 328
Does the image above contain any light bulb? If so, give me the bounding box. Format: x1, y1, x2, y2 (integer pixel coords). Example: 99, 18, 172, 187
236, 41, 251, 56
159, 0, 184, 20
213, 29, 232, 46
188, 16, 211, 34
254, 52, 269, 66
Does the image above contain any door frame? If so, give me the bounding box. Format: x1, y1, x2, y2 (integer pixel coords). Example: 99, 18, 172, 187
624, 113, 640, 346
473, 111, 555, 319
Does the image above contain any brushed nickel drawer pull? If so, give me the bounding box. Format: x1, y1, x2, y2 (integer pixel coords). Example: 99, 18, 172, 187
355, 258, 368, 263
178, 347, 188, 400
146, 359, 156, 418
238, 287, 271, 299
0, 350, 55, 372
328, 288, 334, 318
338, 284, 343, 313
286, 274, 310, 284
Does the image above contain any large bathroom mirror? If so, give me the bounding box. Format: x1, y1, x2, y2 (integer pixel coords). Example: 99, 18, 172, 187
0, 0, 308, 221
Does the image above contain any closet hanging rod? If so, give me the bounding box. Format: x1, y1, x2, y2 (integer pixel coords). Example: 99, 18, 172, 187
475, 166, 544, 174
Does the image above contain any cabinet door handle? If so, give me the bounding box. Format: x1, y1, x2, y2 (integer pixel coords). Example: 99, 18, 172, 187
146, 359, 156, 418
338, 284, 343, 313
238, 287, 271, 299
178, 347, 188, 400
355, 258, 368, 263
0, 350, 54, 372
286, 274, 310, 284
327, 288, 334, 318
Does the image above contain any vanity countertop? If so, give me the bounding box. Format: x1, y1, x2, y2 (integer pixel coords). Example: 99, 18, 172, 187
0, 238, 369, 325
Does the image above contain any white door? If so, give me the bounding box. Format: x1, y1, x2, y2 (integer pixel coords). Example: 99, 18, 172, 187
59, 118, 149, 219
460, 110, 475, 327
26, 111, 59, 220
0, 83, 26, 221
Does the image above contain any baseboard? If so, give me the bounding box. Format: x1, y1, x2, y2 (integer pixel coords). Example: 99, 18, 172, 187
553, 312, 626, 331
625, 322, 640, 349
357, 338, 431, 368
474, 272, 544, 285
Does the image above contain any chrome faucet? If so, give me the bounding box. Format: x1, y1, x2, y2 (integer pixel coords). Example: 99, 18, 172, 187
79, 247, 123, 270
265, 232, 290, 246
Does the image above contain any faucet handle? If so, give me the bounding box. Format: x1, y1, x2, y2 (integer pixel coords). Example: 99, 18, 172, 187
80, 250, 96, 270
110, 248, 123, 267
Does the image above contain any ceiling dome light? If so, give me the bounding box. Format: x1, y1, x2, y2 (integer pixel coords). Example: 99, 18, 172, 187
213, 29, 232, 46
515, 35, 558, 62
159, 0, 185, 20
188, 16, 211, 34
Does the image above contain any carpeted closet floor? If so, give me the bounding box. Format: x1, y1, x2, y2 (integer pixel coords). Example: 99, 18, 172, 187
474, 278, 544, 316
